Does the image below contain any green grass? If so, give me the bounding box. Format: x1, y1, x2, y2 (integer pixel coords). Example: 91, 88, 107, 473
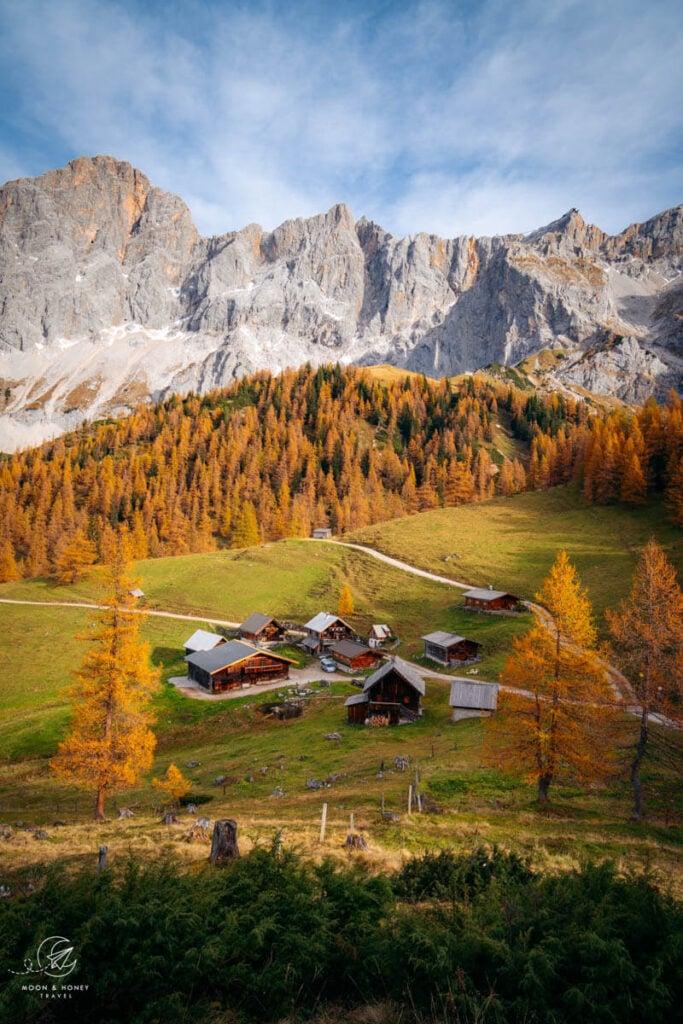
348, 485, 682, 621
0, 490, 681, 883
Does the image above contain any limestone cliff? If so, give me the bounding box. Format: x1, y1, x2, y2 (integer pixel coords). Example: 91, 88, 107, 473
0, 156, 681, 448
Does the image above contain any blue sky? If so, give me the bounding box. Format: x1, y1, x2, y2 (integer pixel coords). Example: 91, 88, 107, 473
0, 0, 681, 239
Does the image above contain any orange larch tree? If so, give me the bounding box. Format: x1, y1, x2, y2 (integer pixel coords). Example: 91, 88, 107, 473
486, 551, 619, 803
606, 539, 683, 820
51, 534, 160, 820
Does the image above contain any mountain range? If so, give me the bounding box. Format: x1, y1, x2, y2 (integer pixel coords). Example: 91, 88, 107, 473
0, 154, 681, 449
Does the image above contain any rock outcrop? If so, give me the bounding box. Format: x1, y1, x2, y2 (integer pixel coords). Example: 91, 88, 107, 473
0, 156, 681, 448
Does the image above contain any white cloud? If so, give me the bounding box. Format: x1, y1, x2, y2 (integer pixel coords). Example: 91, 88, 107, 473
0, 0, 680, 239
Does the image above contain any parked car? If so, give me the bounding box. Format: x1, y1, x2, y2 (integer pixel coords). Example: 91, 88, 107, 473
320, 657, 337, 673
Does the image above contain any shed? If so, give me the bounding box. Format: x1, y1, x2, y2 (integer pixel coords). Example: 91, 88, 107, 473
345, 657, 425, 725
422, 631, 481, 666
185, 640, 295, 693
183, 629, 228, 658
129, 588, 145, 599
302, 612, 353, 654
463, 587, 519, 612
328, 639, 382, 672
312, 527, 332, 539
449, 679, 499, 722
239, 613, 286, 643
368, 624, 393, 648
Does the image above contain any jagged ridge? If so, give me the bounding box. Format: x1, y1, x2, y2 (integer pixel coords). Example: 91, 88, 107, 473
0, 155, 681, 449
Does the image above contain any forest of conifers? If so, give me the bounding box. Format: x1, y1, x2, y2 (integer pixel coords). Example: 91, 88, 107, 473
1, 363, 683, 580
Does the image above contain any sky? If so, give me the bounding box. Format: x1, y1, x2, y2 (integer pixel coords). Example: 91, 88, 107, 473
0, 0, 681, 240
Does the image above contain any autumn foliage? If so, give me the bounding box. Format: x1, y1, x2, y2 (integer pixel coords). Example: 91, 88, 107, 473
486, 551, 619, 802
1, 367, 683, 583
50, 534, 161, 819
607, 539, 683, 819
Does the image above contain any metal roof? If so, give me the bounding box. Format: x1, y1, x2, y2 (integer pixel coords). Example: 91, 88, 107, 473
239, 612, 282, 634
329, 640, 373, 659
463, 588, 517, 602
304, 612, 351, 633
449, 679, 499, 710
421, 631, 476, 648
185, 640, 295, 674
370, 624, 392, 638
344, 692, 370, 706
363, 656, 426, 696
184, 629, 226, 652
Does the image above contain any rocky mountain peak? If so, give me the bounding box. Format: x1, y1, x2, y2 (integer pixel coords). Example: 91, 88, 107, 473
0, 156, 681, 450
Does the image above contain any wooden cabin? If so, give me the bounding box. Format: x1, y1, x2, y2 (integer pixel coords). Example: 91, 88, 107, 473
302, 612, 353, 654
345, 657, 425, 725
183, 629, 228, 658
312, 527, 332, 539
239, 613, 286, 644
328, 639, 382, 672
463, 587, 519, 613
421, 631, 481, 666
368, 624, 393, 649
449, 679, 499, 722
185, 640, 294, 693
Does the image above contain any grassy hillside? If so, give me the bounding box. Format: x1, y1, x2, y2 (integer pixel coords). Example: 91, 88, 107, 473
349, 485, 682, 620
0, 516, 681, 885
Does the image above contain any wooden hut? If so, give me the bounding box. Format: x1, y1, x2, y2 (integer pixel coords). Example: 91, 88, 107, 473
183, 629, 228, 658
302, 612, 353, 654
185, 640, 294, 693
463, 587, 519, 612
345, 657, 425, 725
421, 631, 481, 666
328, 639, 382, 672
312, 527, 332, 539
239, 613, 286, 643
449, 679, 499, 722
368, 624, 393, 648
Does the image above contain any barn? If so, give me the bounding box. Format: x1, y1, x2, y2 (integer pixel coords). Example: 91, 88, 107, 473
422, 631, 482, 666
328, 639, 382, 672
239, 613, 286, 643
345, 657, 425, 725
463, 587, 519, 612
302, 612, 353, 654
449, 679, 499, 722
185, 641, 294, 692
183, 629, 228, 658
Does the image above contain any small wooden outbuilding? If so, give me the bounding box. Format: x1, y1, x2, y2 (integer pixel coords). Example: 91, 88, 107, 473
238, 613, 286, 643
463, 587, 519, 612
449, 679, 499, 722
302, 612, 353, 654
312, 527, 332, 539
328, 639, 382, 672
422, 631, 481, 666
185, 640, 294, 693
345, 657, 425, 725
368, 624, 393, 648
183, 629, 228, 658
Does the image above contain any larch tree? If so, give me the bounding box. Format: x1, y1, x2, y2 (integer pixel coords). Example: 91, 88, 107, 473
153, 763, 191, 810
486, 551, 619, 803
51, 534, 160, 820
606, 539, 683, 820
338, 585, 354, 617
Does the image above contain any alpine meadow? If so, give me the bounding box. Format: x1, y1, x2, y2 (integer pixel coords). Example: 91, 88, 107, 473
1, 362, 682, 1023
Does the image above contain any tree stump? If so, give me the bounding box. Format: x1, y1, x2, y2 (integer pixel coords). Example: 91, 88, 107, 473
209, 819, 240, 863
